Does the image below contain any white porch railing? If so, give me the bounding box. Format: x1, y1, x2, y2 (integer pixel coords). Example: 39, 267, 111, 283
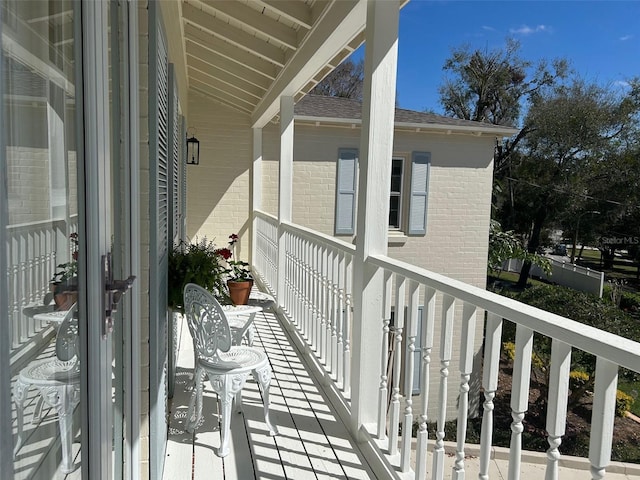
5, 217, 77, 369
253, 210, 640, 480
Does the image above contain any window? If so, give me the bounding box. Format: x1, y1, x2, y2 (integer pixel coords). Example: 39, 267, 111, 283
389, 158, 404, 229
334, 148, 358, 235
334, 149, 430, 236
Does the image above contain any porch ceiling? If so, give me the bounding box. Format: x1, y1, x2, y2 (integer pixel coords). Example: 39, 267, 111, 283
180, 0, 404, 127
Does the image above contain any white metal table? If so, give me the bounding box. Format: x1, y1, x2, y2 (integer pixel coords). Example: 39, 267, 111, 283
221, 304, 263, 346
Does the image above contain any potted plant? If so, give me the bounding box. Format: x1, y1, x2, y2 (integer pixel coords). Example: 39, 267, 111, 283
50, 232, 79, 309
223, 233, 253, 305
168, 238, 230, 313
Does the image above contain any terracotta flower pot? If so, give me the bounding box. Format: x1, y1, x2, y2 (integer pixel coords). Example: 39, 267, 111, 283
227, 279, 253, 305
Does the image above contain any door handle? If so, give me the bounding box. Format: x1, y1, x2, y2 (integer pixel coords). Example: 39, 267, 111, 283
102, 253, 136, 338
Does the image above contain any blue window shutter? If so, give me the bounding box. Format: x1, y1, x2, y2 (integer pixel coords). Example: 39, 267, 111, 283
335, 148, 358, 235
408, 152, 430, 235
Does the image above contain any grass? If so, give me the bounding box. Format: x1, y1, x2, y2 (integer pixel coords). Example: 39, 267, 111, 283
569, 247, 640, 289
618, 381, 640, 417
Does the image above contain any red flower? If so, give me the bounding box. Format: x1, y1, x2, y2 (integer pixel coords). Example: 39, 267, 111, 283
216, 248, 232, 260
229, 233, 238, 244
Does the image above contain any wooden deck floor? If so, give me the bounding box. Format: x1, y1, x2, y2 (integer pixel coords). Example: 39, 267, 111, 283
163, 306, 375, 480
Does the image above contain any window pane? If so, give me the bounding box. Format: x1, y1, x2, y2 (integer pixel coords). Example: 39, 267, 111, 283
389, 195, 400, 228
389, 159, 403, 228
3, 1, 82, 476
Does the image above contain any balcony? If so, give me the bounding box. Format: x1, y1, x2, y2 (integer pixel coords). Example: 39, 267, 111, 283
164, 212, 640, 480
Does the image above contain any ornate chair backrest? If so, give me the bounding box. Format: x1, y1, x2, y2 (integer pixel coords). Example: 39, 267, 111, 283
183, 283, 232, 361
56, 303, 79, 362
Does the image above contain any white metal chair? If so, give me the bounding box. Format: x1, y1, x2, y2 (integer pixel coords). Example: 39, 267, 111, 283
183, 283, 277, 457
13, 303, 79, 474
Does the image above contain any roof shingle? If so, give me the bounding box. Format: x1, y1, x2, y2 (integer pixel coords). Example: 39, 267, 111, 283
294, 94, 517, 132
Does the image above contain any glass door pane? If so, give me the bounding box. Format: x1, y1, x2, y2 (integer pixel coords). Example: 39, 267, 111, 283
2, 0, 82, 477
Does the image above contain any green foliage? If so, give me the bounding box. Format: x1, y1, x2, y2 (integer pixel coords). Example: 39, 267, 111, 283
617, 381, 640, 417
488, 220, 551, 277
503, 284, 640, 383
438, 39, 567, 127
504, 284, 640, 342
168, 239, 230, 312
569, 370, 590, 389
616, 390, 634, 417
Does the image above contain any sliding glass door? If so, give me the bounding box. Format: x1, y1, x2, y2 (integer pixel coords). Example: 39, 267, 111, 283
0, 1, 135, 478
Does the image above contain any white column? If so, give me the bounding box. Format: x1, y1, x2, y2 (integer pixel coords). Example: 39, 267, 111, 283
251, 127, 262, 265
277, 96, 294, 307
350, 0, 399, 434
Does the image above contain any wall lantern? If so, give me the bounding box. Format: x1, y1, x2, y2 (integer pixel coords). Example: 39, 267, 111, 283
186, 128, 200, 165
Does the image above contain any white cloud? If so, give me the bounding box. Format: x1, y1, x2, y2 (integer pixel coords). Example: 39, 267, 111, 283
614, 80, 631, 89
620, 34, 633, 41
509, 24, 550, 35
482, 25, 496, 32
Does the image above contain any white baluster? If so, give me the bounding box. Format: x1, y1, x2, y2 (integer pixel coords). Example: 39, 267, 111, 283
589, 357, 618, 480
336, 251, 345, 388
401, 280, 419, 472
545, 340, 571, 480
479, 312, 503, 480
433, 294, 455, 479
378, 270, 393, 440
343, 255, 352, 398
324, 246, 332, 368
319, 245, 328, 363
388, 275, 405, 456
415, 286, 435, 480
331, 249, 339, 377
452, 302, 478, 480
508, 325, 534, 480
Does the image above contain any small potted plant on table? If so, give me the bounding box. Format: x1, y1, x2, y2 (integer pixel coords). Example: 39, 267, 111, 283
50, 232, 79, 309
222, 233, 253, 305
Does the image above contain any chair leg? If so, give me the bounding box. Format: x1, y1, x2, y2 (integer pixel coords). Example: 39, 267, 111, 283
186, 366, 205, 433
13, 380, 28, 457
253, 365, 278, 436
209, 373, 247, 457
218, 383, 233, 458
56, 386, 78, 474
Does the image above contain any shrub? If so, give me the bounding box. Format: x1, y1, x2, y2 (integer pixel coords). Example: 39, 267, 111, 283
503, 284, 636, 338
616, 390, 634, 417
569, 370, 590, 390
168, 238, 230, 312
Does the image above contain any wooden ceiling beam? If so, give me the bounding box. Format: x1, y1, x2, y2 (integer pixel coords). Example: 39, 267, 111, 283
256, 0, 313, 29
190, 78, 255, 113
188, 66, 262, 103
186, 41, 273, 89
187, 55, 266, 100
183, 3, 285, 67
185, 25, 277, 80
201, 0, 299, 50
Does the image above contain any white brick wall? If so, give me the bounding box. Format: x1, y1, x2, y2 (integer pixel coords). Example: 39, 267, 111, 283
261, 122, 495, 419
186, 94, 253, 259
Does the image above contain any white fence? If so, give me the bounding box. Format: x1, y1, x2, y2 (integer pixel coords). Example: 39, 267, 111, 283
254, 210, 640, 480
5, 217, 77, 370
503, 257, 605, 297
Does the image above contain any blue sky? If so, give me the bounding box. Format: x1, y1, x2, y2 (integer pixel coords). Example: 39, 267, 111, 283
365, 1, 640, 114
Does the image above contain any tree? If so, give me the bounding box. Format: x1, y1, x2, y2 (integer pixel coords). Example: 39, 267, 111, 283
488, 220, 550, 279
438, 39, 568, 181
310, 58, 364, 100
513, 79, 640, 287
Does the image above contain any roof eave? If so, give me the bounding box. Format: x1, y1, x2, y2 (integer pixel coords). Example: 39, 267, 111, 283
294, 115, 520, 137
